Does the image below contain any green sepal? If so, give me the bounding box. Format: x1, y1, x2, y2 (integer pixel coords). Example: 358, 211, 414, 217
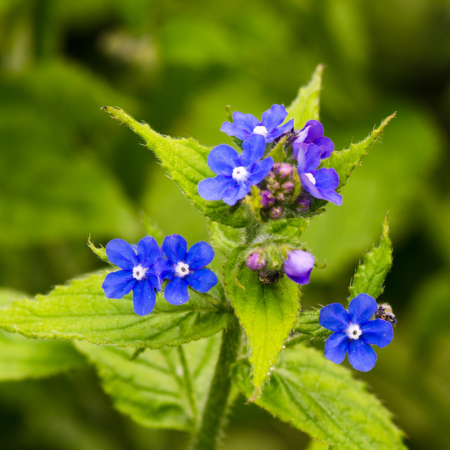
233, 345, 406, 450
103, 107, 247, 228
268, 135, 288, 163
76, 334, 221, 431
88, 236, 110, 264
287, 64, 324, 126
0, 272, 233, 349
243, 186, 263, 222
348, 215, 393, 302
208, 221, 243, 255
224, 246, 300, 392
321, 113, 396, 189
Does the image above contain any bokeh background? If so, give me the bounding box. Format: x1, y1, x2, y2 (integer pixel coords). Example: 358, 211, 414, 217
1, 0, 450, 449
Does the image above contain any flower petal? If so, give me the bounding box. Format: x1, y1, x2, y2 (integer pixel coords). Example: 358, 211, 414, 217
240, 134, 266, 167
314, 136, 334, 159
300, 174, 343, 206
185, 242, 215, 269
302, 120, 324, 142
198, 175, 235, 201
348, 339, 377, 372
220, 122, 251, 141
261, 104, 288, 130
266, 118, 294, 142
164, 277, 190, 305
137, 236, 161, 267
324, 332, 349, 364
319, 303, 350, 332
314, 168, 339, 192
247, 157, 274, 185
207, 144, 240, 176
303, 144, 322, 173
102, 270, 136, 299
348, 293, 378, 325
295, 143, 310, 171
232, 112, 259, 132
162, 234, 187, 264
186, 268, 218, 292
106, 239, 139, 269
361, 319, 394, 348
222, 181, 251, 206
132, 279, 156, 316
155, 257, 175, 280
284, 250, 315, 285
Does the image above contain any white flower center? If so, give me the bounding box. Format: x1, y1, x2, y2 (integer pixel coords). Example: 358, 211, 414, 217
175, 261, 190, 278
347, 323, 362, 340
305, 173, 316, 185
232, 166, 250, 182
253, 125, 268, 137
132, 265, 147, 281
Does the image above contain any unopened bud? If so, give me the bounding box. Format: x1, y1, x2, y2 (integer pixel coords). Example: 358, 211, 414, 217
282, 181, 294, 194
269, 206, 283, 219
275, 163, 294, 179
296, 194, 311, 212
261, 190, 275, 208
276, 193, 285, 202
246, 252, 266, 271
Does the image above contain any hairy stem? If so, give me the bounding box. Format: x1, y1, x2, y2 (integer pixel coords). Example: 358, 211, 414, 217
178, 346, 198, 426
190, 321, 241, 450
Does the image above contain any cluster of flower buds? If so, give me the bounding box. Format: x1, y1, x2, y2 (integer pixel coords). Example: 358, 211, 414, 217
245, 245, 314, 285
259, 163, 297, 219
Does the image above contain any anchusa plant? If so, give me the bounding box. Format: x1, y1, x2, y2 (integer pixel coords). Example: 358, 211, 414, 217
0, 68, 404, 450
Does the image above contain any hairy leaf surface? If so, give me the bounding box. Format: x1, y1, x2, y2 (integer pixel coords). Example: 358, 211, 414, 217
293, 309, 332, 341
0, 289, 85, 381
224, 247, 300, 391
0, 272, 232, 348
76, 334, 220, 431
104, 107, 247, 228
233, 345, 406, 450
208, 221, 243, 255
349, 216, 392, 301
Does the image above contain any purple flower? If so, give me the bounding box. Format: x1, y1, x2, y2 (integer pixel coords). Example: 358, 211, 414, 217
102, 237, 162, 316
283, 250, 315, 285
246, 252, 266, 271
198, 135, 274, 206
157, 235, 218, 305
319, 294, 394, 372
297, 143, 342, 206
292, 120, 334, 160
221, 104, 294, 144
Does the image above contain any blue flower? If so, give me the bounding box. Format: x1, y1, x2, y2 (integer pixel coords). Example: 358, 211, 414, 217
221, 104, 294, 143
102, 237, 162, 316
283, 249, 315, 285
297, 143, 342, 206
319, 294, 394, 372
198, 134, 274, 206
157, 234, 218, 305
292, 120, 334, 160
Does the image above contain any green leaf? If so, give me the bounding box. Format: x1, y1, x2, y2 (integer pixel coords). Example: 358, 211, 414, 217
208, 221, 243, 255
233, 345, 406, 450
349, 215, 392, 301
321, 113, 396, 189
0, 272, 233, 349
0, 289, 85, 381
88, 236, 109, 264
103, 106, 247, 228
224, 246, 300, 392
292, 309, 332, 341
287, 64, 324, 126
76, 334, 221, 431
267, 217, 311, 244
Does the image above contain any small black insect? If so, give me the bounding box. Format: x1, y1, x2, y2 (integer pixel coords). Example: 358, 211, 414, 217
375, 303, 397, 325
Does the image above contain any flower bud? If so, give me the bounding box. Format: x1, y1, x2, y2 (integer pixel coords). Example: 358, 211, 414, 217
282, 181, 294, 194
283, 249, 315, 285
275, 163, 294, 179
246, 252, 266, 271
269, 206, 283, 219
296, 194, 311, 212
276, 192, 285, 202
261, 190, 275, 208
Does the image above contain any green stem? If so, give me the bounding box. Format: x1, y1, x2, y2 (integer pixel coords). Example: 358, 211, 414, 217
178, 346, 198, 426
190, 321, 241, 450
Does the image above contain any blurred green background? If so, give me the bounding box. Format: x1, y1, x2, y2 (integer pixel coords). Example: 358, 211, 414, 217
1, 0, 450, 448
